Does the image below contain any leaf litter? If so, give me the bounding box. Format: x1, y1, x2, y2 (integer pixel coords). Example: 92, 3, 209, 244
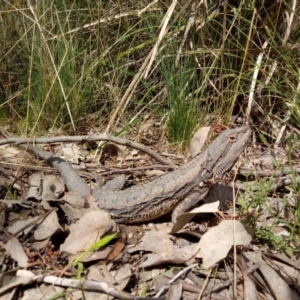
0, 125, 299, 299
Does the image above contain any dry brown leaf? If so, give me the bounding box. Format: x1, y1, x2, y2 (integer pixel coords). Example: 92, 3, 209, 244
110, 263, 132, 290
244, 252, 299, 300
1, 237, 28, 268
196, 220, 254, 268
189, 126, 211, 158
270, 259, 300, 283
26, 173, 64, 210
7, 211, 62, 250
268, 252, 300, 270
166, 281, 182, 300
128, 230, 200, 267
244, 275, 258, 300
170, 201, 220, 234
34, 210, 62, 240
59, 203, 97, 221
105, 228, 126, 262
60, 210, 116, 256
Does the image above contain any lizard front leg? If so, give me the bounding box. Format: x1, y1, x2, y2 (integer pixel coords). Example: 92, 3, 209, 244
171, 185, 211, 222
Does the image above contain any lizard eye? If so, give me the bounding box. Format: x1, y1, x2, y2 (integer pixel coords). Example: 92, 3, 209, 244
228, 134, 237, 143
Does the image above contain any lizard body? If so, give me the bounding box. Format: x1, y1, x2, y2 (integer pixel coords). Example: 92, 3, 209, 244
17, 126, 251, 223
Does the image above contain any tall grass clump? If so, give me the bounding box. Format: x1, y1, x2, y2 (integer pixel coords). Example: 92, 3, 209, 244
0, 0, 299, 144
160, 56, 202, 147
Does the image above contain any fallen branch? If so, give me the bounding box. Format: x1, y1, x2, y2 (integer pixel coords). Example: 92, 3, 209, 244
0, 134, 175, 167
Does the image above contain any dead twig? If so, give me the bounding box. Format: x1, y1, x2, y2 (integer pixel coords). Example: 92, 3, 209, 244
155, 263, 198, 297
202, 264, 260, 296
23, 273, 165, 300
0, 166, 29, 186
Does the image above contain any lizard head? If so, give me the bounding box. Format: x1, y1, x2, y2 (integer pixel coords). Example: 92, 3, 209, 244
207, 126, 251, 177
